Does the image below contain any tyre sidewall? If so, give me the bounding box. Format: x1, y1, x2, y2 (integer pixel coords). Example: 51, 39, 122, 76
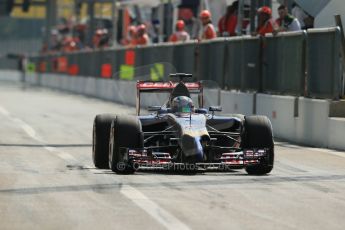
109, 116, 143, 173
242, 116, 274, 175
92, 114, 117, 169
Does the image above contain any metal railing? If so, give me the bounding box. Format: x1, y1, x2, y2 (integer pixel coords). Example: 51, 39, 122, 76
2, 26, 343, 99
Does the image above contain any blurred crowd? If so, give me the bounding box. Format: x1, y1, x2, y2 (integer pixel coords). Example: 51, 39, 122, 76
41, 1, 313, 54
40, 18, 111, 54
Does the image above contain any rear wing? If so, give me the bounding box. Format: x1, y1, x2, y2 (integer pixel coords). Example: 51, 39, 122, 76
136, 81, 204, 115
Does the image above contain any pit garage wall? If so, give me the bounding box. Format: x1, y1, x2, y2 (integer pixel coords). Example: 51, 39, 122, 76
1, 70, 344, 151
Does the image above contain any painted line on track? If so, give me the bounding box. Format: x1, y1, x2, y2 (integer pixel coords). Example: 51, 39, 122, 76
121, 185, 190, 230
1, 105, 191, 230
0, 105, 78, 164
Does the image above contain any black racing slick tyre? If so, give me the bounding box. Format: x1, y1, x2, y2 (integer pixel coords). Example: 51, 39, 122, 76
109, 116, 143, 174
92, 114, 117, 169
242, 116, 274, 175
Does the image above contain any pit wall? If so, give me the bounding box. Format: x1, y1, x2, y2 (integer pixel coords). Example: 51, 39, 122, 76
0, 70, 21, 81
1, 70, 344, 151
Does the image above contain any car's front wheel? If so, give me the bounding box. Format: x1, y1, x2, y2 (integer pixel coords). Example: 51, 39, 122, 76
242, 116, 274, 175
109, 115, 143, 174
92, 114, 117, 169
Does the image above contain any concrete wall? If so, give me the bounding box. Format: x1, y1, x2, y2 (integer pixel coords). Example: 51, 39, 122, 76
328, 118, 345, 150
221, 91, 254, 116
253, 94, 339, 148
254, 94, 337, 148
0, 70, 21, 82
256, 94, 297, 141
25, 72, 169, 109
295, 98, 330, 147
1, 71, 345, 151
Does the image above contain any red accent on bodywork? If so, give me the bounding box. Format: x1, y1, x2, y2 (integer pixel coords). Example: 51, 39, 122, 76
137, 81, 202, 90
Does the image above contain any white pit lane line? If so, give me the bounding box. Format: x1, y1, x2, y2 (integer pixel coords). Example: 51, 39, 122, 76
275, 141, 345, 158
0, 105, 78, 164
121, 185, 190, 230
0, 105, 191, 230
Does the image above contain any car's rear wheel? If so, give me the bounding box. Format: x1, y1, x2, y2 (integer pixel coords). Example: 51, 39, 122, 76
109, 116, 143, 174
242, 116, 274, 175
92, 114, 117, 169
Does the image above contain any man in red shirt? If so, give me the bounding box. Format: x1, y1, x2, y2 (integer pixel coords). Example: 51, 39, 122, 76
121, 25, 137, 46
218, 3, 238, 37
135, 24, 149, 46
255, 6, 278, 36
199, 10, 217, 40
169, 20, 190, 42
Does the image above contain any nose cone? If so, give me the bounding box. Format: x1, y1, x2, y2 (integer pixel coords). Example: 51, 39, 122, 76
181, 135, 204, 162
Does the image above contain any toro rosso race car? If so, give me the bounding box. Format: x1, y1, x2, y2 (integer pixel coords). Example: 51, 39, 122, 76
92, 73, 274, 175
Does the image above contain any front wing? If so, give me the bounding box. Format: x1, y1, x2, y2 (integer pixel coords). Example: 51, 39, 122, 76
118, 147, 270, 171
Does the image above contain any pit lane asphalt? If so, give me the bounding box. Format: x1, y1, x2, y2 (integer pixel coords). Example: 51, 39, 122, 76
1, 81, 345, 230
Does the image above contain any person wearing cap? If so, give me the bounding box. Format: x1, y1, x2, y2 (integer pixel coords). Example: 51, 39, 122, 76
169, 20, 190, 42
255, 6, 278, 36
276, 4, 301, 32
178, 4, 200, 40
199, 10, 217, 40
218, 2, 238, 37
135, 24, 149, 46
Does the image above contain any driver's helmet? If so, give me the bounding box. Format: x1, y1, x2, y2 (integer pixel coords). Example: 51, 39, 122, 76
171, 96, 194, 113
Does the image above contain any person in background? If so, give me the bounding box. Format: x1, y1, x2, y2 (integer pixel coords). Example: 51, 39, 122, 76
135, 24, 150, 46
62, 36, 80, 52
92, 29, 110, 49
151, 19, 160, 43
98, 29, 110, 48
291, 2, 308, 29
74, 24, 87, 48
178, 4, 200, 40
303, 15, 314, 30
169, 20, 190, 42
218, 1, 238, 37
50, 29, 62, 52
291, 2, 314, 30
121, 25, 137, 46
254, 6, 278, 36
128, 26, 138, 46
276, 4, 301, 32
92, 29, 103, 48
199, 10, 217, 40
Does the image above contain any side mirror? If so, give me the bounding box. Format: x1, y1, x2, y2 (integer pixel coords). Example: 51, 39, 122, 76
195, 108, 208, 114
148, 106, 162, 112
209, 106, 222, 112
